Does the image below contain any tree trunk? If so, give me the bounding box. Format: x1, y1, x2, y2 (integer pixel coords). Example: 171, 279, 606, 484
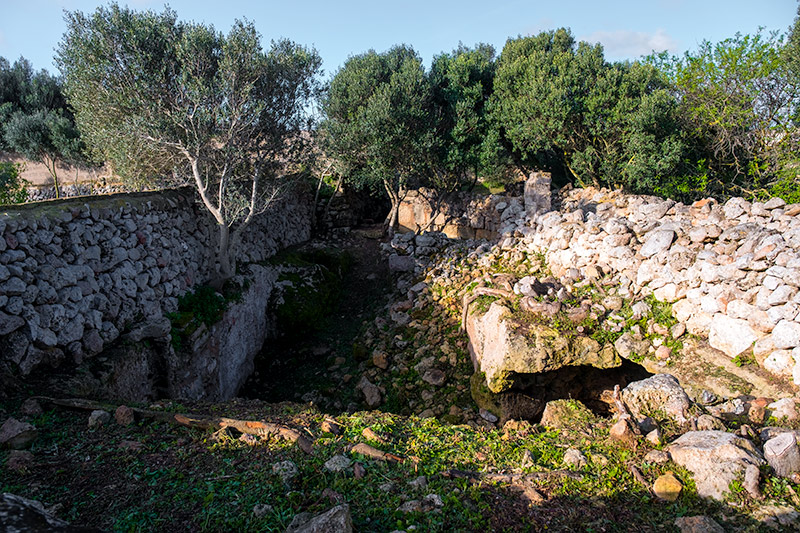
217, 223, 234, 283
45, 156, 61, 199
382, 178, 401, 237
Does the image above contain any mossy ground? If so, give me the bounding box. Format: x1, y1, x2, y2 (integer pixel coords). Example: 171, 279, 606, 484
2, 397, 791, 532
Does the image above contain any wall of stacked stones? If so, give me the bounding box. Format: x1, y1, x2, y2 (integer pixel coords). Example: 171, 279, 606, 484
0, 187, 313, 376
396, 173, 800, 386
519, 188, 800, 385
397, 173, 551, 240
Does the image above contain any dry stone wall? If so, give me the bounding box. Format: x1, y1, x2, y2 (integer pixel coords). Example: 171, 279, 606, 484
396, 173, 800, 387
0, 186, 312, 379
397, 173, 551, 240
524, 188, 800, 384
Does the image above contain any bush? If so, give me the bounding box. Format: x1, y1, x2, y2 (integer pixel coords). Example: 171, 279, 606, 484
0, 161, 28, 204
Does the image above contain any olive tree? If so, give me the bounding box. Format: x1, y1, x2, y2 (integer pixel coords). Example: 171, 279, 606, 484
489, 29, 686, 193
321, 46, 434, 234
429, 43, 508, 189
672, 30, 795, 194
57, 4, 321, 280
3, 109, 82, 198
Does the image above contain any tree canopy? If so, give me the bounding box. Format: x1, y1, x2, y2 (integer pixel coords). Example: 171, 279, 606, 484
321, 45, 434, 232
58, 3, 322, 279
0, 56, 84, 197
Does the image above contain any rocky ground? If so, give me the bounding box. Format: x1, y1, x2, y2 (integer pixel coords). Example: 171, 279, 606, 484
3, 220, 800, 531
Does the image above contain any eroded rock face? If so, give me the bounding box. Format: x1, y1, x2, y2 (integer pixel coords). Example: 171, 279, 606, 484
467, 302, 621, 394
169, 264, 280, 400
667, 431, 764, 500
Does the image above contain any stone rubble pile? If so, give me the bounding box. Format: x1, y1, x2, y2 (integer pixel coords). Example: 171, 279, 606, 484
522, 188, 800, 385
395, 174, 800, 386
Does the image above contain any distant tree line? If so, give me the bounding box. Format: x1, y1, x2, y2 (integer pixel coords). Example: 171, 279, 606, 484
0, 57, 87, 198
322, 11, 800, 228
4, 2, 800, 243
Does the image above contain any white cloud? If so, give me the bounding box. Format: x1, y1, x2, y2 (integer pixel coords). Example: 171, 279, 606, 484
581, 28, 679, 59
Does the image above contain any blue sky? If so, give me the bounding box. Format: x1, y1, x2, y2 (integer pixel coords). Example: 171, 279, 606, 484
1, 0, 797, 77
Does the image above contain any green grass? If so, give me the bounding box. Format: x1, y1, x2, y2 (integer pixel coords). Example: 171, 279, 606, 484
1, 401, 787, 532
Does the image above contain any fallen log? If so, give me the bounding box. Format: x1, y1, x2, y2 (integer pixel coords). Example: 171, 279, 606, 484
350, 442, 404, 463
32, 396, 314, 454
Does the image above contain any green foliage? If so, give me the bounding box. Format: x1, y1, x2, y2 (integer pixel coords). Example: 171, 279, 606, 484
321, 46, 433, 228
272, 248, 352, 335
178, 286, 227, 328
654, 28, 800, 200
0, 161, 28, 204
0, 56, 71, 151
490, 29, 685, 191
429, 44, 511, 189
732, 352, 757, 367
167, 285, 227, 350
58, 3, 322, 278
3, 109, 84, 197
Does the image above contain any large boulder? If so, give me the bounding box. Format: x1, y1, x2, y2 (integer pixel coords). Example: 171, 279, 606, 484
621, 374, 691, 425
708, 314, 762, 358
0, 418, 38, 450
466, 302, 621, 393
666, 431, 764, 500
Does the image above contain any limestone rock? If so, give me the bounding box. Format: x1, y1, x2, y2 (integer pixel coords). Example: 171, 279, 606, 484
539, 399, 595, 430
768, 398, 799, 421
272, 460, 299, 483
0, 418, 38, 449
667, 431, 764, 500
467, 302, 621, 393
323, 455, 352, 473
421, 368, 446, 386
0, 492, 91, 532
114, 405, 135, 426
88, 410, 111, 428
621, 374, 691, 425
388, 254, 415, 272
609, 419, 636, 446
652, 472, 682, 501
708, 314, 760, 358
752, 504, 800, 529
19, 399, 42, 418
285, 504, 353, 533
640, 230, 675, 258
771, 320, 800, 350
763, 433, 800, 478
356, 377, 382, 408
563, 448, 588, 469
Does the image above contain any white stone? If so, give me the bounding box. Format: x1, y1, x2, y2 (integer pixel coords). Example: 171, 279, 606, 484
667, 431, 764, 500
708, 314, 760, 357
772, 320, 800, 349
764, 350, 794, 377
640, 230, 675, 258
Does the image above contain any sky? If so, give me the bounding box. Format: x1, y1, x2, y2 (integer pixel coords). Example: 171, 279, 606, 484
0, 0, 797, 78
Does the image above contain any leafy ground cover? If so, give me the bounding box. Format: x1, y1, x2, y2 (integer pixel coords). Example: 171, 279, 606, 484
1, 396, 784, 532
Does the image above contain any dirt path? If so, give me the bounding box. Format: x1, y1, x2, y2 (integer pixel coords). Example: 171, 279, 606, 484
240, 226, 392, 410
